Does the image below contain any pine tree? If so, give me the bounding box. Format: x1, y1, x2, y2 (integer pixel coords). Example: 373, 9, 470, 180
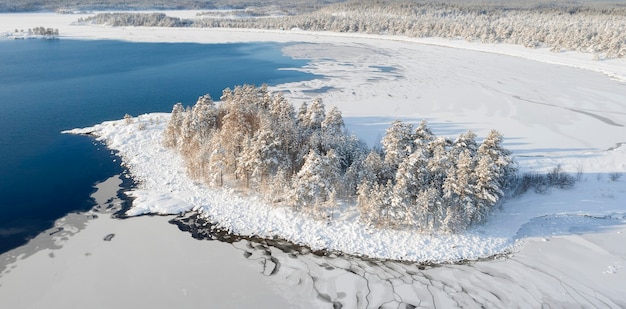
189, 94, 218, 144
477, 130, 516, 194
426, 136, 452, 189
414, 120, 434, 147
163, 102, 185, 148
290, 150, 340, 213
219, 87, 258, 175
237, 116, 291, 187
473, 130, 516, 222
381, 120, 415, 176
452, 130, 478, 159
321, 106, 344, 149
391, 147, 431, 228
415, 187, 442, 231
269, 92, 299, 175
303, 97, 326, 130
442, 149, 477, 229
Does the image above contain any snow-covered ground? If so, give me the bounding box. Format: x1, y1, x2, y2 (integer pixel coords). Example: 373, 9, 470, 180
1, 11, 626, 308
63, 113, 626, 263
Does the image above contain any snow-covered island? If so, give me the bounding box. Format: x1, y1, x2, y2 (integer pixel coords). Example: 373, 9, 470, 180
65, 80, 626, 263
1, 26, 59, 39
2, 5, 626, 307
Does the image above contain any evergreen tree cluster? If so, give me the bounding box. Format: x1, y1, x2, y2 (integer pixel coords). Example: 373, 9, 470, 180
163, 85, 516, 232
29, 26, 59, 36
200, 0, 626, 59
82, 0, 626, 59
357, 121, 516, 232
78, 12, 193, 27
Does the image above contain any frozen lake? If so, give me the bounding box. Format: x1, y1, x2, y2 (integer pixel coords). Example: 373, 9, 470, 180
1, 12, 625, 308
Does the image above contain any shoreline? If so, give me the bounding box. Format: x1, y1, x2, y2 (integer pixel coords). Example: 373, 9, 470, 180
1, 11, 625, 83
62, 112, 626, 263
2, 11, 625, 263
0, 189, 299, 308
0, 174, 125, 275
1, 11, 625, 307
2, 174, 624, 307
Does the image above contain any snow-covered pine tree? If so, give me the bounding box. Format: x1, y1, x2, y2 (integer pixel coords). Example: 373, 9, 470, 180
237, 116, 291, 188
391, 146, 431, 228
189, 94, 218, 144
473, 154, 501, 222
473, 130, 516, 222
362, 150, 386, 184
442, 149, 478, 230
381, 120, 415, 177
268, 92, 299, 175
357, 179, 376, 224
415, 187, 443, 231
163, 102, 185, 148
451, 130, 478, 159
321, 106, 345, 151
303, 97, 326, 130
296, 101, 309, 125
206, 135, 227, 187
179, 106, 196, 156
477, 130, 516, 194
218, 87, 259, 175
342, 142, 373, 196
414, 120, 434, 147
289, 150, 340, 216
321, 106, 361, 175
358, 179, 391, 227
426, 136, 453, 190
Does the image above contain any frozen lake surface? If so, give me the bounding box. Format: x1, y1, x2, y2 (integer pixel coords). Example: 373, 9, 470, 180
1, 11, 625, 308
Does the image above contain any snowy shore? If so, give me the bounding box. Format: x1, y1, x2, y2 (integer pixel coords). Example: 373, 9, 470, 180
64, 112, 626, 263
1, 11, 626, 307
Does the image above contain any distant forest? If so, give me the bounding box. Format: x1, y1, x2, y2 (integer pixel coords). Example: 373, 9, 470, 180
6, 0, 625, 58
0, 0, 339, 13
162, 85, 517, 233
78, 0, 626, 59
4, 0, 625, 12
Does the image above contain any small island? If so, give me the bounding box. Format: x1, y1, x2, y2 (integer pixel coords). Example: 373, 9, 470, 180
163, 84, 517, 234
2, 26, 59, 39
67, 84, 586, 263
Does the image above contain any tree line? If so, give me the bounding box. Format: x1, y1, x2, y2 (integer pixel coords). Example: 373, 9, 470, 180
77, 12, 193, 27
162, 85, 517, 233
81, 0, 626, 59
10, 26, 59, 37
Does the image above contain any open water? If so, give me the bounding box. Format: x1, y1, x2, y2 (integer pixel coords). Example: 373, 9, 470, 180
0, 39, 313, 253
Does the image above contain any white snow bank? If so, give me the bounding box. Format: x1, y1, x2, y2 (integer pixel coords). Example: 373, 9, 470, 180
64, 114, 626, 263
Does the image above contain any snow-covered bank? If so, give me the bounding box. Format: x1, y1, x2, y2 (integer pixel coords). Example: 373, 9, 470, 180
64, 114, 626, 262
3, 175, 624, 308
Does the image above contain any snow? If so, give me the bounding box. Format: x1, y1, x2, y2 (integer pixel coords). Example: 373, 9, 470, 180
1, 10, 626, 307
62, 110, 626, 263
0, 175, 300, 308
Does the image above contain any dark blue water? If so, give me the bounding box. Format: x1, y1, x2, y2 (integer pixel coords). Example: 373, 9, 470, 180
0, 39, 314, 253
